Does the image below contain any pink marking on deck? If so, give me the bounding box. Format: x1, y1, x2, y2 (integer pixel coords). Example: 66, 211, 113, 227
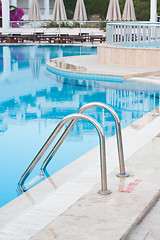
121, 179, 143, 193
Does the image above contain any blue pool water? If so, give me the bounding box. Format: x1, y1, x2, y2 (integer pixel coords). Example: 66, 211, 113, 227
0, 45, 160, 208
115, 41, 160, 48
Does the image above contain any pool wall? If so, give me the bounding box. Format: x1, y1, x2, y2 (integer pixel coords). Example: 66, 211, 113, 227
46, 62, 123, 82
97, 45, 160, 67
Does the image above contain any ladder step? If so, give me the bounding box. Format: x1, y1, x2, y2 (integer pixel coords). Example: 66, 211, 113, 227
23, 174, 45, 190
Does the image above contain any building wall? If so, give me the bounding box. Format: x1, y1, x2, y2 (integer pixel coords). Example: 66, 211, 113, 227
17, 0, 28, 15
10, 0, 55, 20
49, 0, 54, 15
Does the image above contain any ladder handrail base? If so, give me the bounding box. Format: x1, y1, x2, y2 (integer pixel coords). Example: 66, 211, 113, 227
97, 189, 112, 195
117, 173, 129, 178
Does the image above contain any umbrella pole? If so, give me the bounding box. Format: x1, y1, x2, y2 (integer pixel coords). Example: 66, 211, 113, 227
59, 21, 60, 35
34, 20, 35, 33
80, 21, 81, 35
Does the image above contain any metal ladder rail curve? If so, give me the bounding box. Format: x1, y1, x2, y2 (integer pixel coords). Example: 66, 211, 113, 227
41, 102, 128, 177
19, 113, 111, 195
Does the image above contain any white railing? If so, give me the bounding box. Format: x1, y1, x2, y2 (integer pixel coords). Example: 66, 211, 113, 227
106, 22, 160, 48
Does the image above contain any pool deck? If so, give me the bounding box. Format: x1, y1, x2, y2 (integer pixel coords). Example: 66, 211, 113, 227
0, 53, 160, 239
32, 134, 160, 240
47, 54, 160, 84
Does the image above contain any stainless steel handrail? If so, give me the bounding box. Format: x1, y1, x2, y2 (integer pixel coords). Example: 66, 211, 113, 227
19, 113, 111, 195
41, 102, 128, 177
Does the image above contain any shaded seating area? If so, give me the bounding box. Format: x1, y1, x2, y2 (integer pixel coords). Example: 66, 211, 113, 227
90, 35, 106, 44
0, 33, 36, 43
0, 32, 106, 44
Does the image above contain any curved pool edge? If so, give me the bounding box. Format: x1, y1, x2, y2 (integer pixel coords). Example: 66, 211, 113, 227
46, 54, 160, 85
46, 55, 123, 82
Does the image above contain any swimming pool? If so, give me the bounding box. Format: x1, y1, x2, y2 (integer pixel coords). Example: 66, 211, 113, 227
0, 45, 160, 208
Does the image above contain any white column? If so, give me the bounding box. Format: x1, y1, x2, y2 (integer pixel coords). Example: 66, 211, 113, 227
28, 0, 32, 7
44, 0, 50, 19
150, 0, 157, 22
11, 0, 17, 6
2, 0, 10, 32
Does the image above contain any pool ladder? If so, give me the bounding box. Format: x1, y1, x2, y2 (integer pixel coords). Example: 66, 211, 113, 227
18, 102, 129, 194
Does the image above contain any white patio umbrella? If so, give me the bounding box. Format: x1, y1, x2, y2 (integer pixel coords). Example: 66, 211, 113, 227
28, 0, 41, 20
52, 0, 67, 21
122, 0, 136, 21
106, 0, 121, 21
73, 0, 87, 21
73, 0, 87, 35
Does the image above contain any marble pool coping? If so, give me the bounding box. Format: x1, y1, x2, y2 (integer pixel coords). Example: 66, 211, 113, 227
32, 135, 160, 240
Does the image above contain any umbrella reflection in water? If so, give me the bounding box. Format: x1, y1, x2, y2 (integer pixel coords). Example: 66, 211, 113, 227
29, 46, 41, 79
